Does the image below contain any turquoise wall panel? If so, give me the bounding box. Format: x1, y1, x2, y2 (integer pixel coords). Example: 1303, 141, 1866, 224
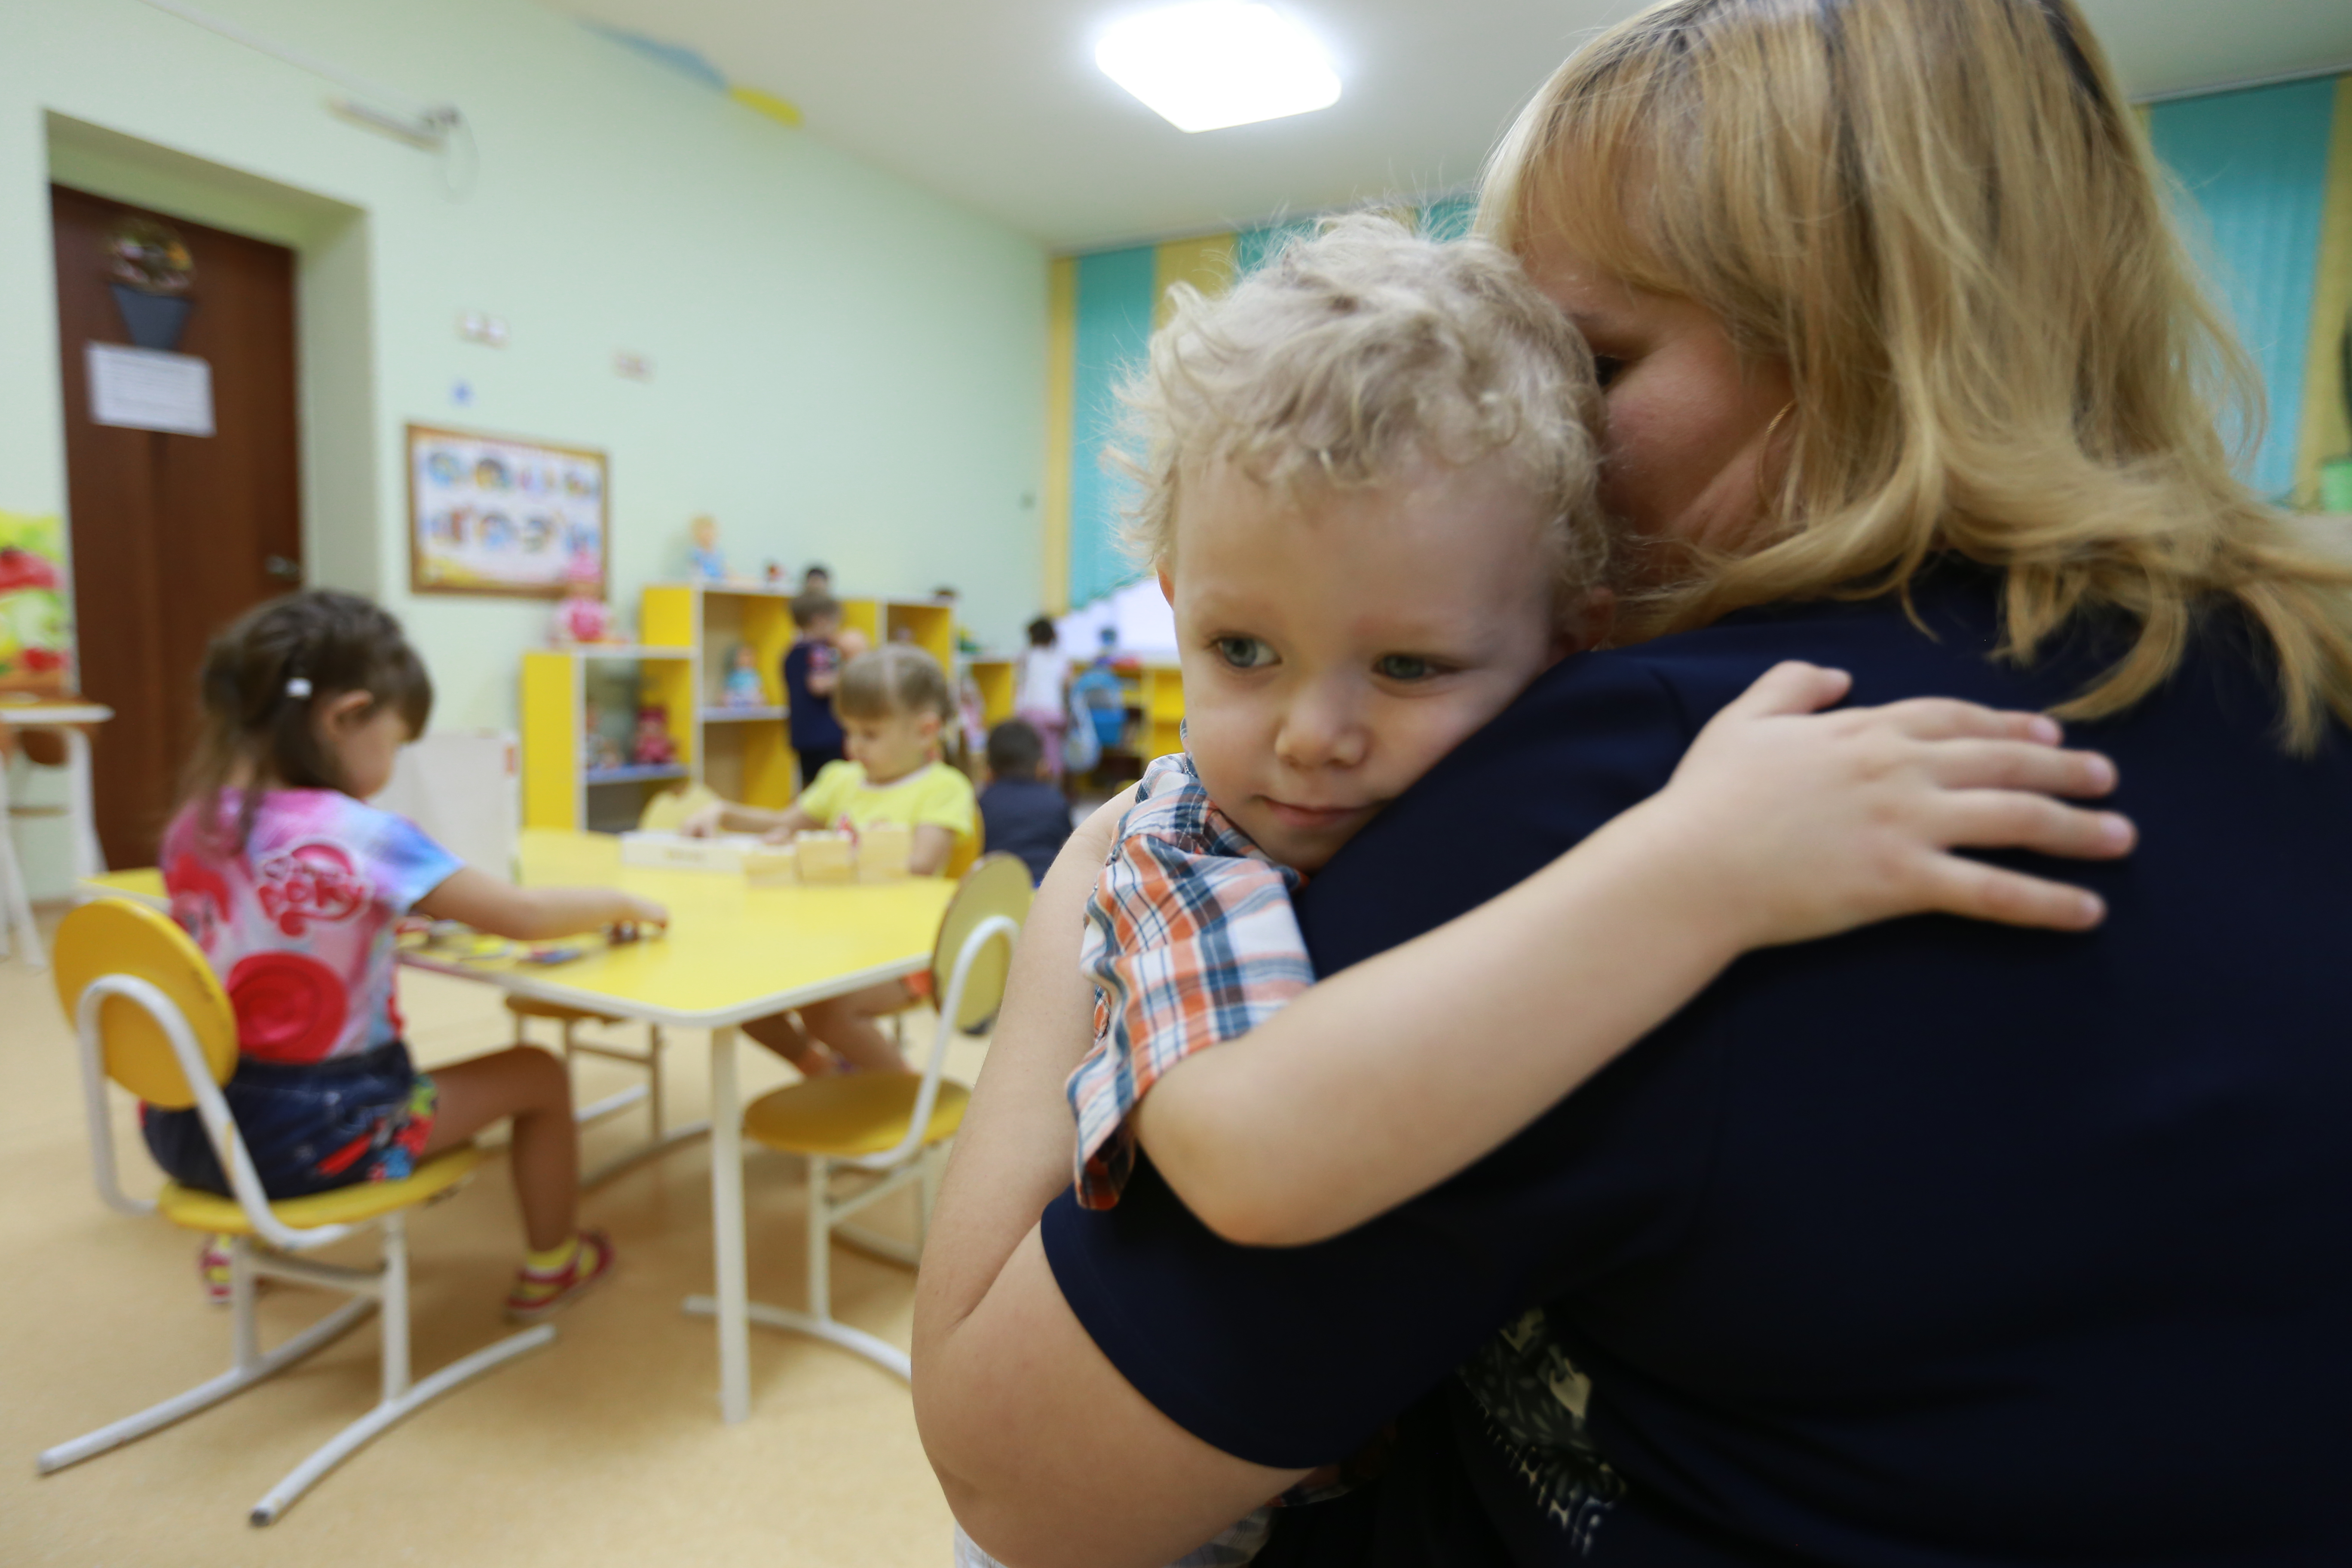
2150, 79, 2337, 499
1419, 193, 1477, 243
1069, 245, 1159, 607
1234, 218, 1319, 276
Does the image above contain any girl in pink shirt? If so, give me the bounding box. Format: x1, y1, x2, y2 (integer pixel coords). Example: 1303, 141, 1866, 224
147, 591, 665, 1320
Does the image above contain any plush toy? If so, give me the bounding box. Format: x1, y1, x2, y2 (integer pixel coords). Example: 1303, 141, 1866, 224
632, 704, 678, 766
723, 645, 765, 707
551, 547, 614, 644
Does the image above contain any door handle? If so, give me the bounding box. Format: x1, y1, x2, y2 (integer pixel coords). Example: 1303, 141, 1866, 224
263, 554, 303, 583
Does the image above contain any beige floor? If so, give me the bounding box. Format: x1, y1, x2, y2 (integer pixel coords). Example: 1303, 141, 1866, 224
1, 904, 986, 1566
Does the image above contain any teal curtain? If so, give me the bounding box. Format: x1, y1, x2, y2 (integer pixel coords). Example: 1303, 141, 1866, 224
1069, 246, 1159, 608
2149, 80, 2336, 500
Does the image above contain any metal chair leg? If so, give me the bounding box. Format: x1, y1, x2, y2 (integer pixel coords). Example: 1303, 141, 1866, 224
247, 1214, 554, 1526
808, 1156, 832, 1323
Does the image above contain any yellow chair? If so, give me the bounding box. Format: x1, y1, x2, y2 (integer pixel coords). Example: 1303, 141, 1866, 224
888, 812, 986, 1044
686, 851, 1032, 1381
38, 899, 554, 1526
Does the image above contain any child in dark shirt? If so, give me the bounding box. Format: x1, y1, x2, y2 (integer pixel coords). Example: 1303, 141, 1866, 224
781, 592, 846, 783
978, 720, 1072, 885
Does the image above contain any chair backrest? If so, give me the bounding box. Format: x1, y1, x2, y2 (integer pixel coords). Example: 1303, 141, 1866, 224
857, 852, 1030, 1173
52, 898, 236, 1109
942, 810, 984, 882
930, 852, 1031, 1035
53, 897, 368, 1250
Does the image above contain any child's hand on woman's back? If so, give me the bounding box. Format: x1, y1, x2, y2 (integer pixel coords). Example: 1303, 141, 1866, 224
1626, 662, 2135, 951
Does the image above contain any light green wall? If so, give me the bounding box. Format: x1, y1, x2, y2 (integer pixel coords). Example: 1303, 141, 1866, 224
3, 0, 1048, 895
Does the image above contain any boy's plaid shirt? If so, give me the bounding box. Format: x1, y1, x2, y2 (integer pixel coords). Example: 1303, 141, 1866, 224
1066, 754, 1313, 1208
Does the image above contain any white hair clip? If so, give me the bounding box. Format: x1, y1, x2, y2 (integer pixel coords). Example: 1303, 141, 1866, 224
285, 676, 313, 698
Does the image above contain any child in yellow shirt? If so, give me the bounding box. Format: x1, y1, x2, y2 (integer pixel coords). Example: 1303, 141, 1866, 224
685, 643, 976, 1074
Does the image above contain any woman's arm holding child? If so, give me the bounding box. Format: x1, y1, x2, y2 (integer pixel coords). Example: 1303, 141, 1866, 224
1132, 664, 2137, 1247
416, 867, 668, 942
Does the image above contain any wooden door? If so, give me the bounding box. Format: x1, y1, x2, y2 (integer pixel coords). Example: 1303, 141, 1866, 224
50, 185, 303, 870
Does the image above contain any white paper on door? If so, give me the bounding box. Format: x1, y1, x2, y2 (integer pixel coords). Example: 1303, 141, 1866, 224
86, 343, 215, 437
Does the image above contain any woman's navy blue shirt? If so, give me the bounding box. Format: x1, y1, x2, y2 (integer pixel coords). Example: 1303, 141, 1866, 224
1042, 566, 2352, 1565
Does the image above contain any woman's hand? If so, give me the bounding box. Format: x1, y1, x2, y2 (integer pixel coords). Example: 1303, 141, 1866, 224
1632, 662, 2135, 950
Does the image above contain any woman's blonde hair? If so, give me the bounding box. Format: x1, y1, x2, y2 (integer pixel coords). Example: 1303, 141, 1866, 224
1482, 0, 2352, 747
1118, 214, 1610, 608
835, 643, 952, 726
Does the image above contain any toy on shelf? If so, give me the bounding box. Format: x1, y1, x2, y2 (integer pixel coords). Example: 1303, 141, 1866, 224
551, 547, 615, 645
764, 560, 785, 587
687, 514, 733, 582
631, 704, 678, 767
582, 698, 625, 770
722, 645, 765, 707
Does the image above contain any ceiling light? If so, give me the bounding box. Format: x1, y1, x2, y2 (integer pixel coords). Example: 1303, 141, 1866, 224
1095, 3, 1340, 134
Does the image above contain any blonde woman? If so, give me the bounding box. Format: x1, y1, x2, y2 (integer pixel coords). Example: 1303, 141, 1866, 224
916, 2, 2352, 1563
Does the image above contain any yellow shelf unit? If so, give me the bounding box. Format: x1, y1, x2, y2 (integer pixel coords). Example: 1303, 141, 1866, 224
969, 656, 1017, 728
626, 582, 965, 813
640, 582, 798, 811
1139, 662, 1184, 761
520, 647, 696, 832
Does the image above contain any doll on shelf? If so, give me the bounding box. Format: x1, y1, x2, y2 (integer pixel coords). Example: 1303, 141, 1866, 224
551, 547, 615, 644
723, 645, 766, 707
687, 515, 732, 582
632, 705, 678, 767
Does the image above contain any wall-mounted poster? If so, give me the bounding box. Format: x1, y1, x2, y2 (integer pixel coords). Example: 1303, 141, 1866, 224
407, 424, 607, 599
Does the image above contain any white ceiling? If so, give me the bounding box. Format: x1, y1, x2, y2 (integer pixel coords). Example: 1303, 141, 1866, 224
542, 0, 2352, 252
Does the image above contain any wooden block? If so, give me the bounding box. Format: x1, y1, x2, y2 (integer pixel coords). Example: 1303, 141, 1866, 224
858, 821, 913, 881
794, 830, 855, 883
742, 846, 798, 887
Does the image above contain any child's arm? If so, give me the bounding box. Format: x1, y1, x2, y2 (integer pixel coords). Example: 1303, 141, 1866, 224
1129, 663, 2134, 1247
681, 799, 818, 839
415, 867, 668, 942
909, 824, 956, 876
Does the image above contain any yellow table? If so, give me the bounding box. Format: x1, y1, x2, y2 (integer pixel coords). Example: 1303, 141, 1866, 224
83, 829, 956, 1424
3, 699, 111, 966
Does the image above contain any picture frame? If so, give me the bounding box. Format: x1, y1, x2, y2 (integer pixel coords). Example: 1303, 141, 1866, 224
406, 423, 608, 599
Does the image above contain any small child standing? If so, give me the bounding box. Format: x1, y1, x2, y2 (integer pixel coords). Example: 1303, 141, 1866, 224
150, 591, 667, 1318
782, 592, 847, 783
1012, 618, 1068, 781
685, 644, 978, 1075
977, 720, 1073, 885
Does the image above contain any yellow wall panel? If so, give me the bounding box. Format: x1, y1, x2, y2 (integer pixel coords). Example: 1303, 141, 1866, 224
1043, 256, 1078, 614
2294, 76, 2352, 507
1153, 233, 1236, 327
